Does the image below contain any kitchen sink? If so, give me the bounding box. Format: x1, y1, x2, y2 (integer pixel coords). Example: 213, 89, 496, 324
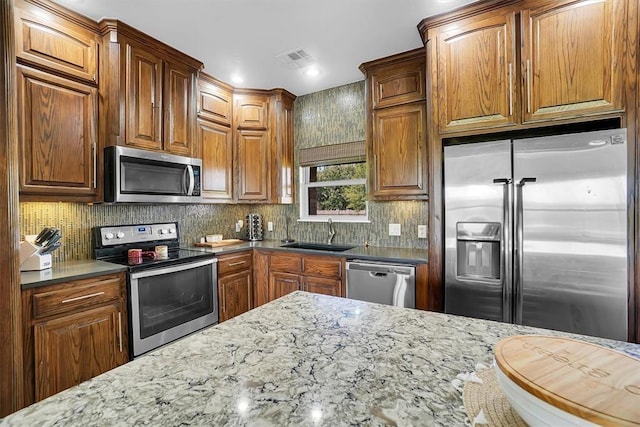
280, 242, 355, 252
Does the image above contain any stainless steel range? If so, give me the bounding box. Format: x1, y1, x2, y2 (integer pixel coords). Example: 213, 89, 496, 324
94, 222, 218, 357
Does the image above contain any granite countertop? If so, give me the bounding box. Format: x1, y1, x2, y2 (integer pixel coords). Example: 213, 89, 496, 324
20, 260, 128, 289
3, 291, 637, 426
188, 240, 428, 264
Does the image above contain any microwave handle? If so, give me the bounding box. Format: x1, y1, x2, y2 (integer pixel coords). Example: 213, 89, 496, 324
185, 165, 195, 196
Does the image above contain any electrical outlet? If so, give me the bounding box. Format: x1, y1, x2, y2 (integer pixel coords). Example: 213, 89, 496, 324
268, 221, 274, 232
389, 223, 401, 236
418, 225, 427, 239
235, 222, 241, 232
237, 219, 243, 228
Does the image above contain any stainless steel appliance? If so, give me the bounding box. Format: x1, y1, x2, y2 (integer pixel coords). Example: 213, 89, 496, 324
104, 146, 202, 203
444, 129, 628, 341
346, 261, 415, 308
246, 213, 264, 241
94, 222, 218, 357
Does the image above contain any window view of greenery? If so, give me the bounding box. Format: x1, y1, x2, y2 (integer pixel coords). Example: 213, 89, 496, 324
308, 163, 366, 216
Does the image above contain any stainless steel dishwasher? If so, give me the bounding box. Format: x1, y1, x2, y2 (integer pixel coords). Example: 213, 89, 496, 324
346, 260, 416, 308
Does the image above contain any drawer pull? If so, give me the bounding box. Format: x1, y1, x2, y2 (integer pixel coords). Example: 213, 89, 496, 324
228, 261, 246, 267
61, 291, 105, 304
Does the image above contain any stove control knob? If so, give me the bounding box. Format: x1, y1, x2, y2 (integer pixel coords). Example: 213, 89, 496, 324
169, 228, 176, 234
160, 229, 168, 235
116, 232, 125, 239
104, 232, 114, 240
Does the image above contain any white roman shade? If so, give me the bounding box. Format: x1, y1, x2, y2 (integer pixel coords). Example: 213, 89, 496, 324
298, 141, 366, 167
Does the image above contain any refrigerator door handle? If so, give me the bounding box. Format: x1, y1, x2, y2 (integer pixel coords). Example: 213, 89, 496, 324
514, 177, 536, 324
494, 177, 513, 323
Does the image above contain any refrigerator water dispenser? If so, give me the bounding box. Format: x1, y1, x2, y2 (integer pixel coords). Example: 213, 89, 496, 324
456, 222, 501, 280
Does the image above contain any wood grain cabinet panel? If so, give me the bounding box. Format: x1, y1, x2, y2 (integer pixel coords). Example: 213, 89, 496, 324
269, 271, 301, 301
17, 65, 98, 200
14, 3, 99, 83
236, 130, 270, 201
125, 43, 163, 151
371, 61, 425, 109
304, 276, 342, 297
34, 304, 124, 401
302, 256, 342, 279
371, 103, 426, 198
164, 61, 196, 156
521, 0, 622, 122
218, 270, 252, 322
199, 120, 233, 200
436, 12, 517, 133
198, 74, 232, 126
235, 94, 268, 129
22, 273, 128, 405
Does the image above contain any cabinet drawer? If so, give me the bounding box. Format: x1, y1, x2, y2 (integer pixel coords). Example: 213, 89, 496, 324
32, 275, 122, 320
303, 256, 342, 279
270, 253, 302, 272
218, 252, 252, 276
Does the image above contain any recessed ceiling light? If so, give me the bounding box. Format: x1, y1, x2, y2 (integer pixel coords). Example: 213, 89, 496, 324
305, 67, 320, 77
231, 74, 244, 84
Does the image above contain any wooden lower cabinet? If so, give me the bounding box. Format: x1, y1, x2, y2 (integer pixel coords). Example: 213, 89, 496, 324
217, 251, 253, 322
34, 304, 124, 401
255, 251, 344, 305
22, 273, 128, 405
218, 270, 252, 322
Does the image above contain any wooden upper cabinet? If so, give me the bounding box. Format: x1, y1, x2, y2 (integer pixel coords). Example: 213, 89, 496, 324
125, 43, 163, 151
236, 130, 270, 201
361, 49, 427, 201
100, 21, 202, 156
14, 1, 99, 84
198, 73, 233, 126
199, 119, 233, 200
164, 61, 196, 156
521, 0, 622, 122
370, 58, 425, 109
372, 103, 426, 198
17, 65, 98, 201
235, 94, 268, 129
435, 12, 517, 133
270, 90, 296, 204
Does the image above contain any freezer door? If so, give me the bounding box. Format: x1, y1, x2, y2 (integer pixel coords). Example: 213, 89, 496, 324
444, 140, 512, 322
513, 129, 628, 341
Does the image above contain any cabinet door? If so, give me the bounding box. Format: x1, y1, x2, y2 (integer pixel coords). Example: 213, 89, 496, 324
269, 271, 300, 301
371, 58, 425, 109
125, 43, 163, 151
521, 0, 621, 122
218, 270, 252, 322
272, 93, 295, 204
17, 65, 98, 200
237, 130, 270, 201
235, 94, 268, 129
164, 61, 196, 156
198, 77, 232, 126
371, 103, 426, 199
14, 6, 99, 83
199, 120, 233, 200
34, 304, 125, 401
436, 12, 517, 133
304, 276, 342, 297
253, 250, 270, 307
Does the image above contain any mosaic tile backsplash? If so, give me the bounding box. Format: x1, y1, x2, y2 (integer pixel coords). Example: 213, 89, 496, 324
19, 80, 428, 262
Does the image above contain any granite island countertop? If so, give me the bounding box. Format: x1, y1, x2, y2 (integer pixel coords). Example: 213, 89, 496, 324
2, 292, 638, 426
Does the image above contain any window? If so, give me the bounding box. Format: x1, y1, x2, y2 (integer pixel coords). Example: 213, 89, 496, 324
298, 141, 368, 222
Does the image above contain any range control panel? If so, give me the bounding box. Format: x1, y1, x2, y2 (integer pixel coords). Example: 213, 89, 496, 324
99, 223, 179, 246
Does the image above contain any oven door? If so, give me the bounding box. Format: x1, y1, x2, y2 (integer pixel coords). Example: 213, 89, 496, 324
129, 257, 217, 357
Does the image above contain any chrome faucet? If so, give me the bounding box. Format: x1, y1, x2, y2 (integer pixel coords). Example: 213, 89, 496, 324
327, 218, 335, 245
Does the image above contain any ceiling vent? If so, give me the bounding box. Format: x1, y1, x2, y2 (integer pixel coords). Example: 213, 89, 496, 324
276, 48, 315, 69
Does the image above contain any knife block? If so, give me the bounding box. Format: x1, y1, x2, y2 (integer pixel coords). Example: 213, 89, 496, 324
19, 240, 52, 271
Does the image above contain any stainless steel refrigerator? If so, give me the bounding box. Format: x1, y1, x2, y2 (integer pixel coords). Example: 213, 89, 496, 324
443, 129, 628, 341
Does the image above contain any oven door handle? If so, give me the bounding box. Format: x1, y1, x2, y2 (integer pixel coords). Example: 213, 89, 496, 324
129, 257, 216, 280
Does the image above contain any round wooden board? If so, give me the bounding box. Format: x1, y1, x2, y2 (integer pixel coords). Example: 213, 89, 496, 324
494, 335, 640, 426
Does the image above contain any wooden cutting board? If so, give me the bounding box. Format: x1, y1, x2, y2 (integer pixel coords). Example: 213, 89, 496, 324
194, 239, 243, 248
494, 335, 640, 426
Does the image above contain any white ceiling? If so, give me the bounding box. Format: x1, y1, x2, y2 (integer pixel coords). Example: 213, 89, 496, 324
53, 0, 478, 96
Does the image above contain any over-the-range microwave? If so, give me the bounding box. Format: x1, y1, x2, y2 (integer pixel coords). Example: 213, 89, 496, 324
104, 146, 202, 203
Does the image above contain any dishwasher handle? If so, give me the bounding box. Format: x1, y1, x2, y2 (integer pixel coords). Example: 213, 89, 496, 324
370, 271, 388, 278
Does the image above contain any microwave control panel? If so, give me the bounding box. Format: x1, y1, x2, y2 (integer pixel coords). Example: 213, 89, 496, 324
98, 222, 179, 246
